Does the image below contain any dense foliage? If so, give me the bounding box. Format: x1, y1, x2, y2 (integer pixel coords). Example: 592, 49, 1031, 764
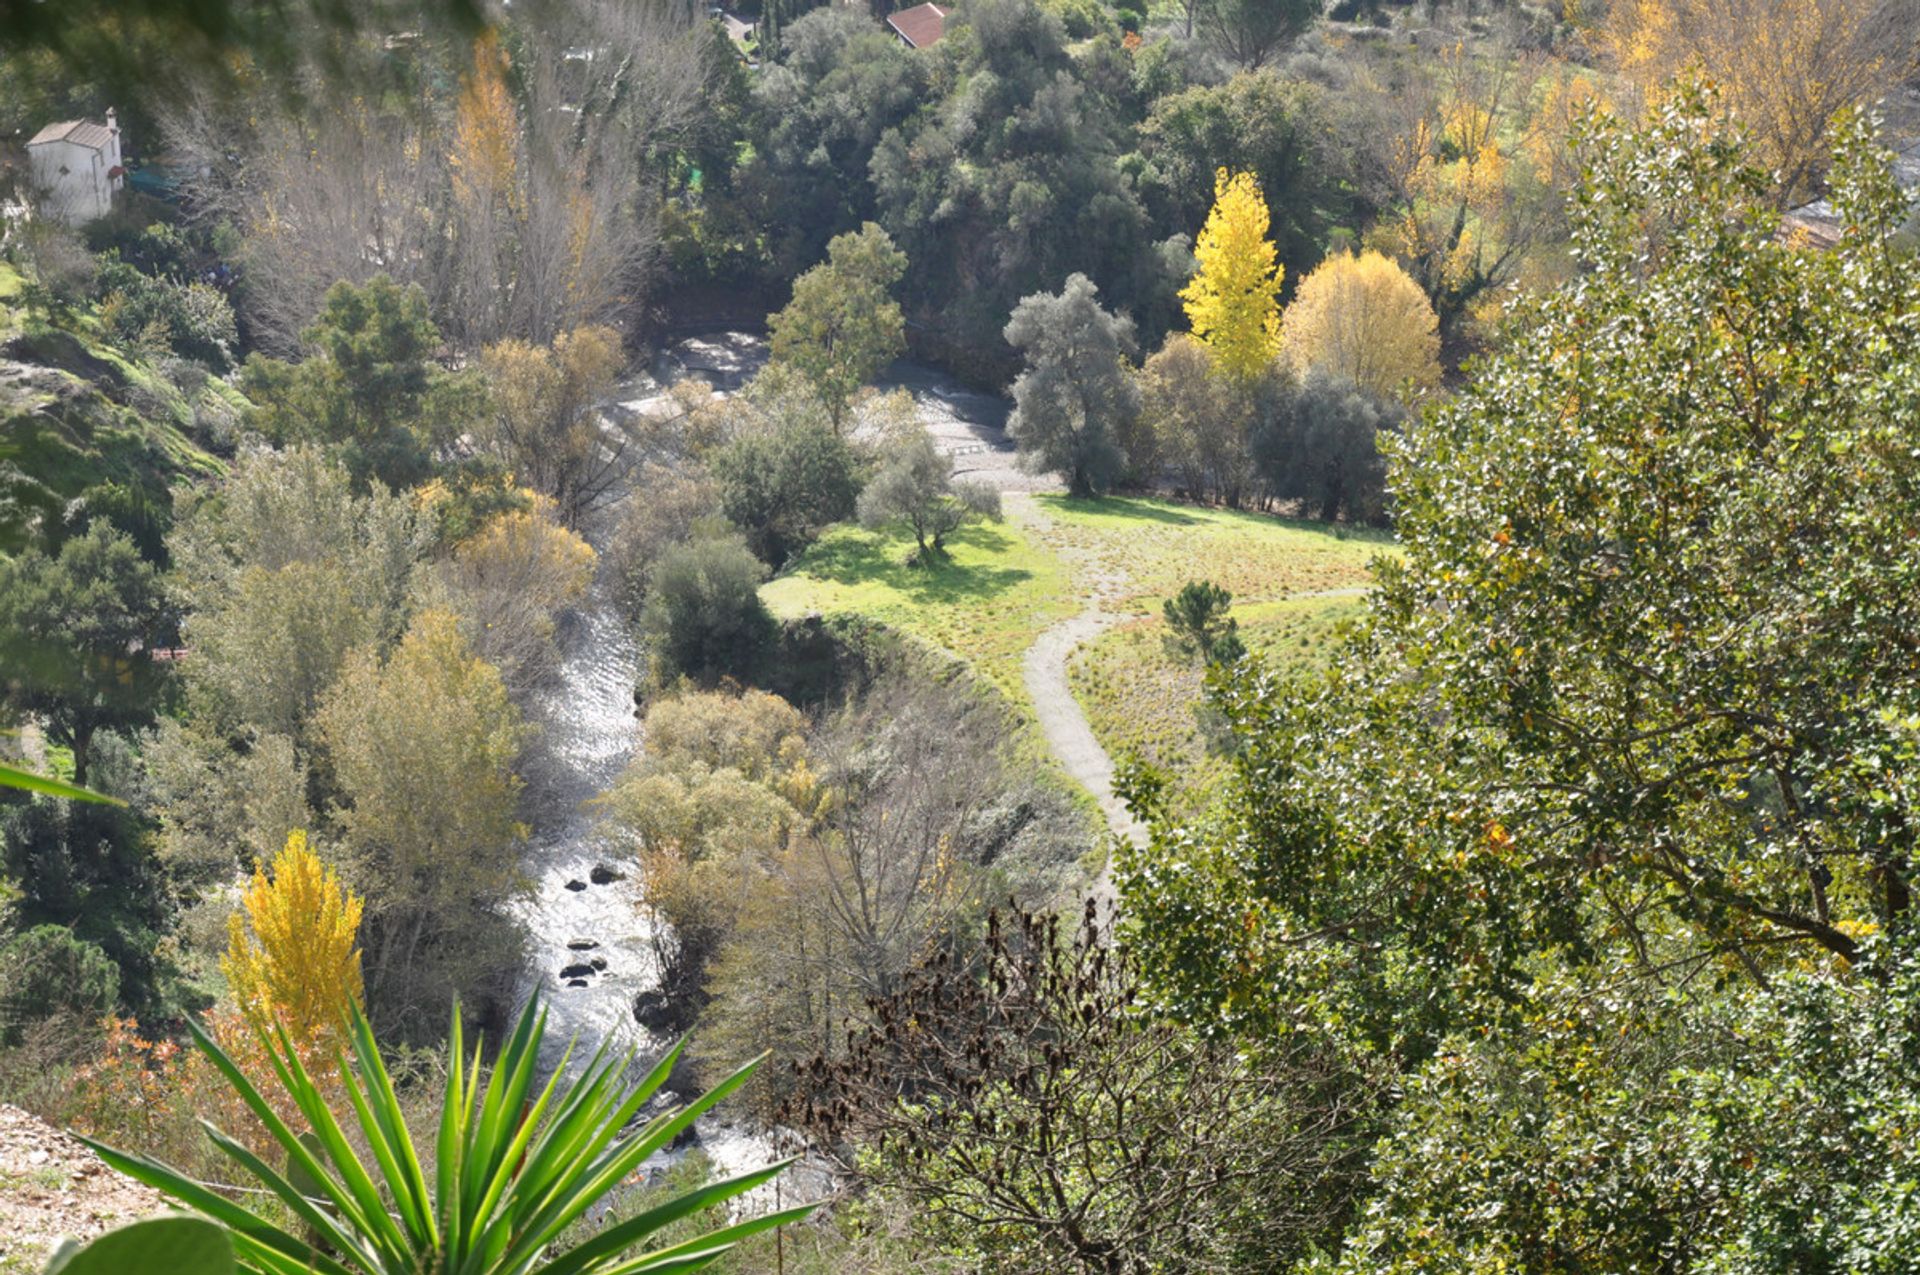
1121, 94, 1920, 1267
9, 2, 1920, 1270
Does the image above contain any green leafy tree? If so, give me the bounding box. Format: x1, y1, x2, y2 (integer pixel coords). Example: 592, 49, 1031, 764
641, 527, 779, 688
240, 275, 456, 490
738, 9, 925, 276
0, 798, 172, 1016
170, 446, 421, 742
1133, 73, 1349, 281
1255, 370, 1401, 523
768, 223, 908, 431
1005, 274, 1141, 497
0, 522, 168, 787
1333, 953, 1920, 1271
1120, 93, 1920, 1058
95, 255, 239, 370
710, 416, 864, 567
867, 0, 1157, 376
856, 431, 1001, 563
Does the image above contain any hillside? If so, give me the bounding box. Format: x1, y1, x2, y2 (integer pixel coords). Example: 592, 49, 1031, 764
0, 266, 229, 556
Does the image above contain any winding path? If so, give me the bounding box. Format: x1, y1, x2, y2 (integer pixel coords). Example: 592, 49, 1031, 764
1003, 494, 1148, 857
657, 333, 1151, 855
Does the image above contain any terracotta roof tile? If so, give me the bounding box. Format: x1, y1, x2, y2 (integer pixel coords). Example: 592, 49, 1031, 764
887, 2, 948, 48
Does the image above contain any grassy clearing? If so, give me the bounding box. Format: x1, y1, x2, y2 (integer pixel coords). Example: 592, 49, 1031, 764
1027, 494, 1388, 615
760, 514, 1078, 713
764, 491, 1392, 811
1069, 595, 1367, 805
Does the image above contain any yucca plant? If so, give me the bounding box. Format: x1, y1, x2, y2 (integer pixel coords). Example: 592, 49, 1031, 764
81, 999, 812, 1274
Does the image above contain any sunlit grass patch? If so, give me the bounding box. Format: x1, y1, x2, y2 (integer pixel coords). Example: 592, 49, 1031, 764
1069, 594, 1368, 806
1029, 494, 1388, 613
760, 513, 1077, 713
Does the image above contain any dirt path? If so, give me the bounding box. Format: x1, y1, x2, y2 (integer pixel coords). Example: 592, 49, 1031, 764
0, 1104, 168, 1268
1002, 495, 1147, 866
1023, 605, 1147, 850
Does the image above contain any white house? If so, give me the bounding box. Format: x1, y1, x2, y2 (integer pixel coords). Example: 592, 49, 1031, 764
26, 110, 124, 227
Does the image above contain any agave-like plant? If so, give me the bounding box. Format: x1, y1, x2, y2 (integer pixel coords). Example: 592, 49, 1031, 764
81, 1000, 811, 1274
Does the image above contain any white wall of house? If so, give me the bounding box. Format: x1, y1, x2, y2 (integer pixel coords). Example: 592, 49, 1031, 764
26, 118, 122, 227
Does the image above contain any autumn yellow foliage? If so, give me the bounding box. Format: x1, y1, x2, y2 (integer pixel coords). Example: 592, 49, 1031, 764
1180, 168, 1283, 384
222, 830, 365, 1055
1600, 0, 1916, 201
1280, 250, 1441, 400
453, 32, 519, 211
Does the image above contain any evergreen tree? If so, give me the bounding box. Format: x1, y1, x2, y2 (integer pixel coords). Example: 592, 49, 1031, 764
0, 522, 169, 787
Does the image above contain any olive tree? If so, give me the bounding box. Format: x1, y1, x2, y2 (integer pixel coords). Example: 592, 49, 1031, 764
856, 431, 1000, 563
1005, 274, 1141, 498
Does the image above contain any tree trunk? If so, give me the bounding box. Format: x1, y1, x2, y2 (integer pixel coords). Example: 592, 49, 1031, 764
69, 723, 93, 789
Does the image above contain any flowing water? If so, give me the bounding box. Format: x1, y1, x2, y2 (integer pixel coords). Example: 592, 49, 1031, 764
512, 564, 658, 1085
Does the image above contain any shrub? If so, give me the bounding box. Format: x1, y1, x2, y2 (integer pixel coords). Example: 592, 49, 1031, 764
605, 463, 722, 619
641, 527, 779, 687
95, 255, 238, 370
710, 419, 863, 567
0, 925, 118, 1045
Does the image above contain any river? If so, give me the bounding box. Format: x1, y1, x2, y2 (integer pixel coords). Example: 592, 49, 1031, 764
506, 332, 1025, 1201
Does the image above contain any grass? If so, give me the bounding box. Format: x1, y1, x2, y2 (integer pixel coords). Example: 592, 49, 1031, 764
1027, 494, 1388, 614
760, 514, 1079, 713
764, 492, 1395, 810
1069, 595, 1368, 806
0, 300, 227, 554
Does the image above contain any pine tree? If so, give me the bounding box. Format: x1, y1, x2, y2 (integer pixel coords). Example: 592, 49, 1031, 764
1179, 168, 1284, 384
222, 830, 365, 1056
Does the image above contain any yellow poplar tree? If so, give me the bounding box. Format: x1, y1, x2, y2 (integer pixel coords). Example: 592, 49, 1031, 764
1179, 168, 1284, 383
222, 830, 365, 1056
452, 31, 520, 213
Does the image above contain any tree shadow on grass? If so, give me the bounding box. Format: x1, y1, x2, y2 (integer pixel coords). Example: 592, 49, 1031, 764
789, 522, 1034, 605
1034, 494, 1201, 526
